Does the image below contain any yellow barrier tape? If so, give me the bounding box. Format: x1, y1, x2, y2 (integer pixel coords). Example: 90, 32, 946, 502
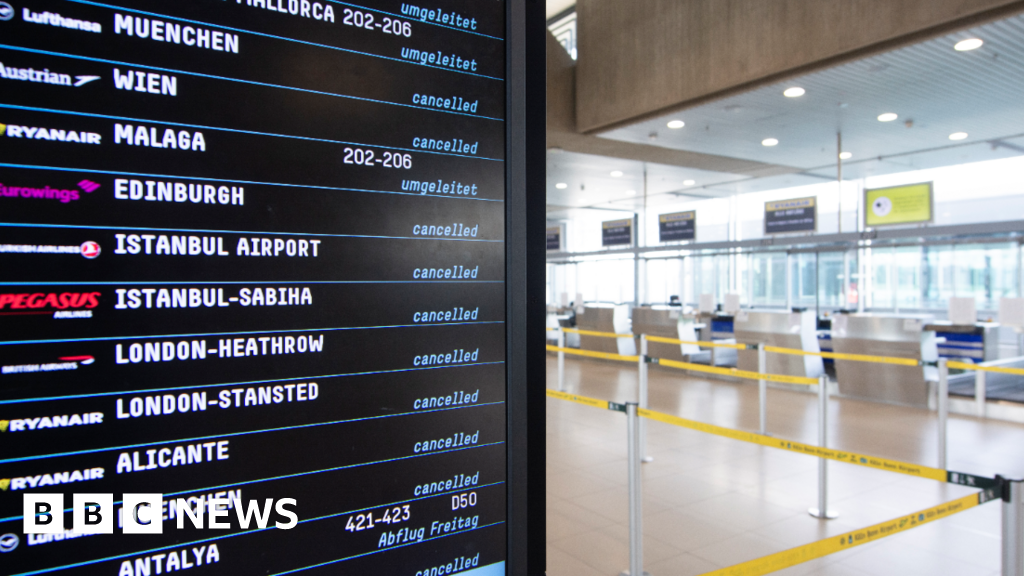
645, 334, 747, 350
638, 408, 947, 482
949, 360, 1024, 376
545, 345, 639, 363
657, 358, 818, 386
696, 493, 982, 576
562, 328, 634, 338
764, 345, 919, 367
545, 388, 609, 409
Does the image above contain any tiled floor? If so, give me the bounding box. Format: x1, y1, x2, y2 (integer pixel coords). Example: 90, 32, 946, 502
546, 355, 1024, 576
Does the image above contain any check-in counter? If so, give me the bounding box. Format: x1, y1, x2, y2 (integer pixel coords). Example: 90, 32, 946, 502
923, 321, 1000, 361
632, 306, 701, 362
576, 305, 637, 357
734, 310, 825, 379
697, 312, 737, 366
831, 314, 939, 408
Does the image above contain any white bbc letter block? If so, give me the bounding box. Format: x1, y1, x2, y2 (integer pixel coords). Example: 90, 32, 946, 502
23, 494, 64, 534
73, 493, 114, 534
123, 494, 163, 534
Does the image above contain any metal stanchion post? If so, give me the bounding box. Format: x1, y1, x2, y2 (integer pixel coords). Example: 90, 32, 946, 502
809, 375, 838, 519
938, 358, 948, 470
639, 335, 652, 463
557, 329, 566, 392
620, 403, 650, 576
757, 343, 767, 435
1003, 477, 1024, 576
976, 369, 987, 419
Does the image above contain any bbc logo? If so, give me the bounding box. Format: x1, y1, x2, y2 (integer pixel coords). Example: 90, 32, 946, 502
25, 494, 162, 534
24, 494, 298, 534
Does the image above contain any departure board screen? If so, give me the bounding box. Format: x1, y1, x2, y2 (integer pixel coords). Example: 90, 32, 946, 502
0, 1, 509, 575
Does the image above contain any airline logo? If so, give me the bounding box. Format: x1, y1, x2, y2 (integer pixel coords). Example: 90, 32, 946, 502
1, 355, 94, 375
0, 62, 99, 86
0, 3, 13, 21
0, 241, 101, 258
1, 122, 102, 144
0, 291, 100, 319
1, 179, 100, 203
22, 8, 101, 33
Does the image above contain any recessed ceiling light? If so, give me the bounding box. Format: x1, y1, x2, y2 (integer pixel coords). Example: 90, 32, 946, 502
610, 170, 623, 177
555, 182, 568, 189
783, 87, 805, 98
839, 152, 853, 160
666, 120, 685, 129
877, 113, 898, 122
949, 132, 969, 141
626, 190, 636, 196
954, 38, 983, 52
762, 138, 779, 147
683, 179, 696, 186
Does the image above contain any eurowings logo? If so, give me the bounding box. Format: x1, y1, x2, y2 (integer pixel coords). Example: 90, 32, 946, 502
0, 179, 100, 203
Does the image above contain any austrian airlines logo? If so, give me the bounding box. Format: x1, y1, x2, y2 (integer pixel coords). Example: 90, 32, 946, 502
0, 62, 99, 87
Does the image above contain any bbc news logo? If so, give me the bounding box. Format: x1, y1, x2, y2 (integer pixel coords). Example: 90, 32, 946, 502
23, 494, 298, 534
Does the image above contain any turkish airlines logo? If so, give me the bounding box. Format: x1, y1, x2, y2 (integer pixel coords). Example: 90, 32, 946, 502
0, 291, 100, 318
0, 179, 100, 203
0, 241, 101, 258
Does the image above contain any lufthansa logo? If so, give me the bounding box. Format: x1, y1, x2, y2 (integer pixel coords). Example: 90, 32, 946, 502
0, 3, 13, 21
0, 533, 18, 552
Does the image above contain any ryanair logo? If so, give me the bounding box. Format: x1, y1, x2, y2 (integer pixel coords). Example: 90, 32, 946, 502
0, 478, 9, 492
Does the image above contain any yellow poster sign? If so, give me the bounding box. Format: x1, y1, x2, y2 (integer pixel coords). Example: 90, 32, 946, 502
865, 182, 933, 226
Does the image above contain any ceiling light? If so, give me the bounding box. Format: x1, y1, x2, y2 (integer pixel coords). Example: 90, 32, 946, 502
666, 120, 685, 129
949, 132, 968, 141
839, 152, 853, 160
555, 182, 568, 189
762, 138, 779, 147
610, 170, 623, 177
877, 113, 898, 122
683, 179, 696, 186
783, 87, 805, 98
954, 38, 983, 52
626, 190, 636, 196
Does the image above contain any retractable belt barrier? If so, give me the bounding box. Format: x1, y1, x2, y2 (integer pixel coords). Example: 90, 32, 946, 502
545, 345, 639, 363
656, 357, 818, 386
561, 327, 634, 338
641, 334, 928, 367
696, 490, 1000, 576
546, 388, 995, 487
949, 360, 1024, 376
644, 334, 746, 350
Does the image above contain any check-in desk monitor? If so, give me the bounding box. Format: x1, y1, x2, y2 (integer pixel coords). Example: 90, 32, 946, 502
0, 2, 524, 574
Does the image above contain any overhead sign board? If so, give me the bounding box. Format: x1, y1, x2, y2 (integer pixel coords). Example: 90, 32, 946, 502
547, 226, 562, 251
602, 218, 633, 247
764, 197, 817, 234
865, 182, 933, 227
0, 1, 541, 575
658, 211, 696, 242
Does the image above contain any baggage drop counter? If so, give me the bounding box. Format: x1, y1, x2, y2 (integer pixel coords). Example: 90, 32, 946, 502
632, 306, 701, 362
576, 305, 637, 356
831, 314, 939, 408
735, 310, 824, 380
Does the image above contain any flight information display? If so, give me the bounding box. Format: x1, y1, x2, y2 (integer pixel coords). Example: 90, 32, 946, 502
0, 1, 508, 574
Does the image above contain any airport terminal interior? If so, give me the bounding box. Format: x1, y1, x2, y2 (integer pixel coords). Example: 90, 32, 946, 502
544, 2, 1024, 575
